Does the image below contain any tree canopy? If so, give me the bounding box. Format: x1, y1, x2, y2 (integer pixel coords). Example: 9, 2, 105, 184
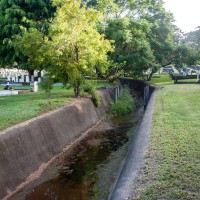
0, 0, 55, 67
86, 0, 177, 80
1, 0, 199, 92
49, 0, 112, 96
18, 0, 112, 97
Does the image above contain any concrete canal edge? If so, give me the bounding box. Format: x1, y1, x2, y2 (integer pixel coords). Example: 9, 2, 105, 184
0, 88, 115, 200
109, 86, 158, 200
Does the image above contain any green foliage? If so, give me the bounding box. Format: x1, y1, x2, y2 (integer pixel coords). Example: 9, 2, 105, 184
185, 27, 200, 50
83, 0, 153, 17
89, 0, 177, 81
141, 0, 177, 80
174, 45, 199, 66
13, 28, 46, 70
108, 86, 134, 116
104, 16, 155, 80
81, 81, 100, 107
91, 90, 100, 107
40, 73, 54, 94
2, 0, 196, 87
0, 0, 55, 67
43, 0, 112, 97
180, 28, 200, 65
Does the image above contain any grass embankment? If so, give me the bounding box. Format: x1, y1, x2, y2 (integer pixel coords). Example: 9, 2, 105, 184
0, 80, 110, 131
133, 74, 200, 199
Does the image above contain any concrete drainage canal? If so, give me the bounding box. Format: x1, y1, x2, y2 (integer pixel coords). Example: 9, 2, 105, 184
3, 79, 155, 200
11, 106, 144, 200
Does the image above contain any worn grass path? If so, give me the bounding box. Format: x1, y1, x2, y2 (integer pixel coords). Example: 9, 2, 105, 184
133, 75, 200, 199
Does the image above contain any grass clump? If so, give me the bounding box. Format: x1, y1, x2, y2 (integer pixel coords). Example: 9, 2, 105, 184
108, 86, 135, 116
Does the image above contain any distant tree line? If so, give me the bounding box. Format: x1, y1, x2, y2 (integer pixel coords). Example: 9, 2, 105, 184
0, 0, 200, 96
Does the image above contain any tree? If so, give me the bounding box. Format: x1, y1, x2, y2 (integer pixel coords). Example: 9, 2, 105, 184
13, 28, 46, 71
82, 0, 154, 18
0, 0, 55, 68
173, 45, 199, 67
184, 27, 200, 51
82, 0, 177, 80
141, 1, 176, 79
43, 0, 113, 97
104, 17, 155, 79
83, 0, 156, 80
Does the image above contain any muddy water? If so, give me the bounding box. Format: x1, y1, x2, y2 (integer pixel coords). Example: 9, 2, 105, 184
14, 107, 144, 200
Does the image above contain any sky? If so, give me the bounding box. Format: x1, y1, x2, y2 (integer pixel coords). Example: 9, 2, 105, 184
164, 0, 200, 33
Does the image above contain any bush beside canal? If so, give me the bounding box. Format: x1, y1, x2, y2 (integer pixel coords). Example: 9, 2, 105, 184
108, 86, 135, 116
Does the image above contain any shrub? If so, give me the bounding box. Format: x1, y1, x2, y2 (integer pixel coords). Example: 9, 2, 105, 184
108, 86, 135, 116
81, 82, 100, 107
40, 73, 54, 94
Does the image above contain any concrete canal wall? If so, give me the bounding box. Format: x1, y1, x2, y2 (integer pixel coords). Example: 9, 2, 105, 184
0, 79, 152, 199
0, 88, 115, 199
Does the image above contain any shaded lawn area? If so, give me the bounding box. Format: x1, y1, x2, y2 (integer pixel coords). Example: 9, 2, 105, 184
0, 87, 74, 131
134, 78, 200, 199
0, 80, 111, 131
149, 74, 173, 86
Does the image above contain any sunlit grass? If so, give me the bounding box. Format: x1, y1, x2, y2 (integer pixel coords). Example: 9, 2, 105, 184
134, 78, 200, 199
0, 87, 74, 131
0, 80, 111, 131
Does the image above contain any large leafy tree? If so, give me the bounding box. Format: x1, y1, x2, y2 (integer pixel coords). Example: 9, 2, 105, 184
0, 0, 54, 68
82, 0, 177, 80
84, 0, 156, 80
105, 17, 155, 79
42, 0, 113, 97
141, 0, 177, 80
173, 45, 199, 67
173, 28, 200, 66
184, 27, 200, 50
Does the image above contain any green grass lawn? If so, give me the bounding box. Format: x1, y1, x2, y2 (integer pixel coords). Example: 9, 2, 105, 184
149, 74, 173, 86
134, 76, 200, 199
0, 80, 110, 131
0, 87, 74, 131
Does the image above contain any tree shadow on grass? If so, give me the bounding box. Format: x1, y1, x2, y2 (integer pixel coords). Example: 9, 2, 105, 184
175, 81, 199, 84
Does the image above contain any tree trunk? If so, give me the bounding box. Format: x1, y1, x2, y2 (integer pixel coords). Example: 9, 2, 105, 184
147, 70, 154, 81
28, 69, 34, 81
75, 44, 79, 62
38, 70, 41, 77
74, 83, 80, 98
74, 43, 81, 97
